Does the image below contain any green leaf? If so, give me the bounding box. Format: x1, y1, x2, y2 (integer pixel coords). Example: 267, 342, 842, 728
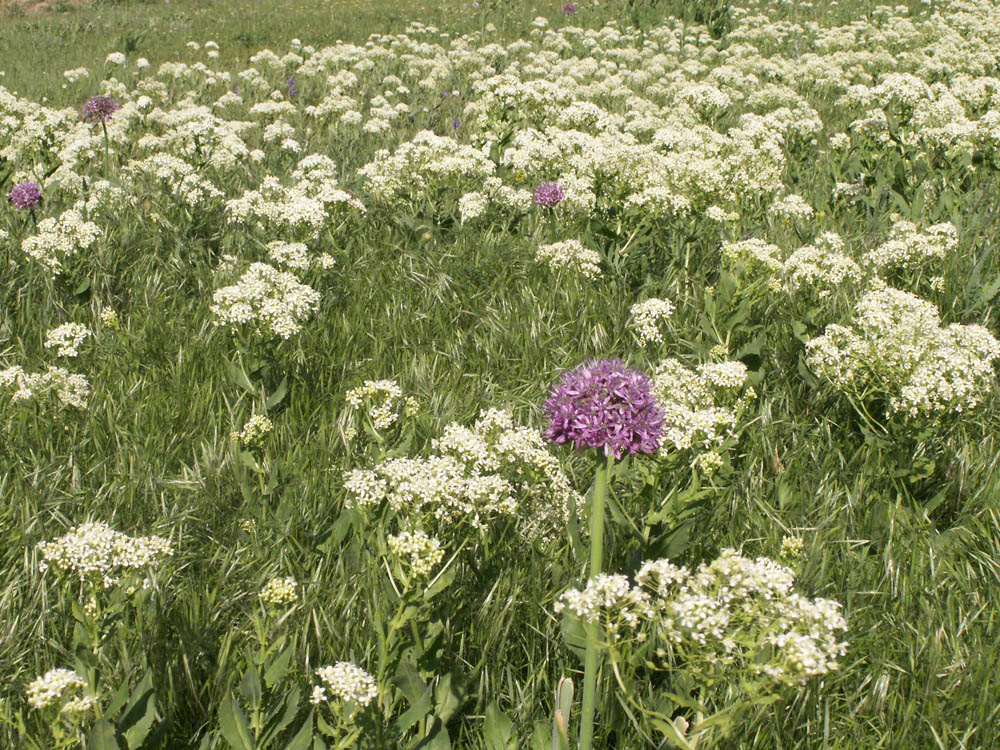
482, 702, 514, 750
239, 666, 263, 709
263, 645, 293, 689
423, 563, 456, 601
266, 376, 288, 409
433, 672, 465, 725
219, 692, 255, 750
394, 688, 433, 737
286, 711, 314, 750
261, 686, 300, 745
89, 719, 122, 750
395, 660, 429, 706
227, 360, 257, 394
74, 277, 92, 296
118, 672, 157, 750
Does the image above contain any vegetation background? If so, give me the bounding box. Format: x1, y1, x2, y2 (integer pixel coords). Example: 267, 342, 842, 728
2, 0, 1000, 748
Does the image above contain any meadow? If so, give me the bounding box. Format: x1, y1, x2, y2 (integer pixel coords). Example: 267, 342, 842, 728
2, 0, 1000, 747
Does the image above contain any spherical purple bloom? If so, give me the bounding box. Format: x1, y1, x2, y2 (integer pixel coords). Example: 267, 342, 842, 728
563, 2, 577, 13
544, 358, 663, 460
534, 181, 565, 208
81, 95, 121, 124
9, 181, 42, 210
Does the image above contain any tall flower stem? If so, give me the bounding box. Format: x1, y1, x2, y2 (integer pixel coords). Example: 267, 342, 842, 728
101, 122, 110, 180
579, 454, 611, 750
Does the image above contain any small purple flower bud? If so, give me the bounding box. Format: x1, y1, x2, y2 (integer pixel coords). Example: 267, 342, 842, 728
288, 76, 298, 99
563, 2, 577, 13
81, 94, 121, 124
9, 181, 42, 210
533, 181, 565, 208
453, 117, 461, 130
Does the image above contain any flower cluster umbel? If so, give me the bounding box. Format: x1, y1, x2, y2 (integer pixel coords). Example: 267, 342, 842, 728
544, 358, 662, 459
556, 549, 849, 688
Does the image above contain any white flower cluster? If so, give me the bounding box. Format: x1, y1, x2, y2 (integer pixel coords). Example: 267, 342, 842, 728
227, 155, 365, 239
265, 240, 335, 271
721, 238, 784, 274
723, 234, 862, 300
124, 154, 223, 208
629, 298, 675, 346
807, 288, 1000, 417
768, 193, 815, 222
259, 576, 298, 606
0, 365, 90, 408
535, 239, 602, 279
864, 219, 958, 274
37, 521, 173, 588
387, 528, 445, 578
210, 262, 320, 339
783, 235, 863, 299
344, 409, 578, 540
26, 668, 95, 714
358, 129, 495, 203
558, 549, 848, 687
652, 358, 748, 453
232, 414, 273, 447
44, 323, 91, 357
100, 306, 120, 330
21, 210, 100, 275
63, 67, 90, 83
312, 663, 377, 707
345, 379, 406, 430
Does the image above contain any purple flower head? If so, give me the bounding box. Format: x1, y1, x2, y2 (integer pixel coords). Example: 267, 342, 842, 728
9, 181, 42, 210
81, 95, 121, 124
563, 2, 577, 13
288, 76, 298, 99
534, 181, 565, 208
544, 358, 663, 460
453, 117, 461, 130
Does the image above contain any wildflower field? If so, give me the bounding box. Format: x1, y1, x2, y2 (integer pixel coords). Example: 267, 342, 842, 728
3, 0, 1000, 746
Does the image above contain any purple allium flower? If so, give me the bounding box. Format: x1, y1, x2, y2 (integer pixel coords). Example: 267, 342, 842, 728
544, 358, 662, 459
9, 181, 42, 210
563, 2, 577, 13
81, 95, 121, 124
534, 181, 565, 208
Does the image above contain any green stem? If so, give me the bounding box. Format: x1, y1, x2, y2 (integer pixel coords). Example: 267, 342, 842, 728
101, 122, 109, 180
579, 455, 611, 750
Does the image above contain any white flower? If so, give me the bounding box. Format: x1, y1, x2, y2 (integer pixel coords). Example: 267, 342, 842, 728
536, 240, 602, 279
38, 522, 172, 589
44, 323, 91, 357
259, 576, 298, 606
629, 298, 675, 345
26, 669, 90, 711
210, 263, 320, 339
314, 663, 377, 706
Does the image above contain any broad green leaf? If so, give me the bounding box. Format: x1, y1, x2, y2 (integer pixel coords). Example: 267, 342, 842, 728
266, 376, 288, 409
482, 702, 514, 750
119, 672, 157, 750
285, 711, 314, 750
89, 719, 121, 750
219, 692, 255, 750
263, 645, 293, 689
